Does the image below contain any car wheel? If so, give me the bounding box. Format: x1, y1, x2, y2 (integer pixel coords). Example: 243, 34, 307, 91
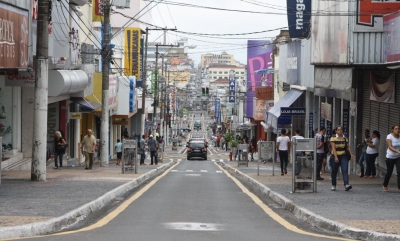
187, 155, 191, 160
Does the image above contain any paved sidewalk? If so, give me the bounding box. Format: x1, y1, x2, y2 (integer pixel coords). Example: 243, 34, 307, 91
0, 153, 177, 239
218, 160, 400, 240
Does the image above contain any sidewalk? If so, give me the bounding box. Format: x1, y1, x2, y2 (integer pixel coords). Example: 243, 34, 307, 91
0, 156, 176, 239
218, 160, 400, 241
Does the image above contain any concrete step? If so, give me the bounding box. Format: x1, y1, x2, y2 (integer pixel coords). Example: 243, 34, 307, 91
2, 158, 31, 171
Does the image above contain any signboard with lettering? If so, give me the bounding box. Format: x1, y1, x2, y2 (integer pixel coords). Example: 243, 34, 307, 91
5, 71, 35, 87
0, 2, 29, 69
357, 0, 400, 32
229, 76, 236, 103
326, 120, 332, 139
92, 0, 104, 22
295, 138, 315, 152
343, 109, 349, 138
69, 112, 82, 120
286, 0, 311, 38
124, 28, 141, 80
280, 107, 306, 116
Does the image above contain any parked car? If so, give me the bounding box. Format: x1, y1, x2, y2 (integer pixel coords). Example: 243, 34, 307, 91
187, 140, 208, 160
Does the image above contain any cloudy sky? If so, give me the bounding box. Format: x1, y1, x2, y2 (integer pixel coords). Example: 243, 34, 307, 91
147, 0, 288, 65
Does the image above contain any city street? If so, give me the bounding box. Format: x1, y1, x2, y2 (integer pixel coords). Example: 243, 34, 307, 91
24, 161, 348, 241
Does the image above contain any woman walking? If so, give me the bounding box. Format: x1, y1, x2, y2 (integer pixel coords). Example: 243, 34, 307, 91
54, 131, 67, 170
277, 129, 290, 176
330, 126, 354, 191
383, 125, 400, 192
365, 130, 380, 178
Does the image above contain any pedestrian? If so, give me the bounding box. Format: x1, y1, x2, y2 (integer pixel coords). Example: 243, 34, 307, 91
115, 139, 122, 165
292, 129, 305, 176
139, 135, 146, 165
250, 137, 256, 161
147, 135, 159, 165
220, 135, 225, 150
123, 128, 129, 139
315, 127, 326, 180
365, 130, 380, 178
277, 129, 291, 176
216, 135, 221, 147
54, 131, 67, 170
330, 125, 354, 191
81, 129, 97, 170
358, 129, 370, 177
383, 125, 400, 192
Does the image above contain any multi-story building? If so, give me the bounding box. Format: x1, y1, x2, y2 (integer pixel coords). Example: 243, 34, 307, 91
200, 52, 235, 69
208, 64, 246, 81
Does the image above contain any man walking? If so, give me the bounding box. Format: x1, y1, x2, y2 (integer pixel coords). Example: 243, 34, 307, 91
82, 129, 96, 170
139, 135, 146, 165
148, 135, 159, 165
315, 127, 326, 180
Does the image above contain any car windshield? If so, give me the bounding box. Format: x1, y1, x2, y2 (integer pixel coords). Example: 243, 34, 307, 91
189, 142, 205, 148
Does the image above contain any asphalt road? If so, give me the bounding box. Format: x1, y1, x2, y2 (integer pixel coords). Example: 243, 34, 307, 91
25, 158, 351, 241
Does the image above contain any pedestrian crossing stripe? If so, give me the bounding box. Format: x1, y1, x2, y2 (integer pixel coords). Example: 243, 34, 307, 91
170, 170, 223, 173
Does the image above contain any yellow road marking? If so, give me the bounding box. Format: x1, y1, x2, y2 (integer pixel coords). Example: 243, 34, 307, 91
4, 162, 180, 240
215, 163, 354, 241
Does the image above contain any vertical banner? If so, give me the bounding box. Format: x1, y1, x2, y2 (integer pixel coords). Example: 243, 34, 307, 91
247, 40, 274, 118
124, 28, 141, 80
309, 112, 314, 138
215, 98, 220, 119
343, 109, 349, 138
286, 0, 312, 38
326, 120, 332, 139
150, 71, 156, 93
92, 0, 104, 22
229, 75, 236, 103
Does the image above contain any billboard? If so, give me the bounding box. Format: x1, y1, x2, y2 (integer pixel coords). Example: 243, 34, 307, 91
124, 28, 141, 80
384, 11, 400, 63
311, 0, 348, 64
0, 2, 29, 69
287, 0, 311, 38
356, 0, 400, 32
246, 40, 273, 118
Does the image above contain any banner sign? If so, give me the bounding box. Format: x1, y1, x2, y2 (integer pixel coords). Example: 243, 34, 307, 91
150, 71, 156, 93
124, 28, 141, 80
92, 0, 104, 22
384, 12, 400, 63
309, 112, 313, 138
0, 2, 29, 69
287, 0, 312, 38
5, 71, 35, 87
343, 109, 349, 138
280, 107, 306, 116
229, 76, 236, 103
214, 98, 220, 119
247, 40, 273, 118
370, 73, 395, 103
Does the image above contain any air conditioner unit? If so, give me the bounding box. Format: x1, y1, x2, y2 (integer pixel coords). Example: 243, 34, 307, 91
113, 0, 130, 8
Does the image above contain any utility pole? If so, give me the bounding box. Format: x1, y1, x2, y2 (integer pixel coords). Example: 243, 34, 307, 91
152, 44, 159, 124
32, 0, 50, 181
100, 0, 111, 167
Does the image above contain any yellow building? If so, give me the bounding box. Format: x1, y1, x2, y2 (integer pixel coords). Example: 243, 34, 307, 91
201, 52, 235, 68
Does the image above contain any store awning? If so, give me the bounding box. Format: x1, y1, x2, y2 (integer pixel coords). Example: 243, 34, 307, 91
70, 97, 102, 112
266, 89, 304, 130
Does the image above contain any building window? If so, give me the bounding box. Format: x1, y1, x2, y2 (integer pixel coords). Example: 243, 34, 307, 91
224, 71, 228, 74
219, 71, 222, 74
241, 72, 244, 74
213, 71, 217, 74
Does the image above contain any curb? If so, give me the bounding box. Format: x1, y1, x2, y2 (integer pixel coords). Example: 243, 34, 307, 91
0, 160, 177, 240
217, 161, 400, 241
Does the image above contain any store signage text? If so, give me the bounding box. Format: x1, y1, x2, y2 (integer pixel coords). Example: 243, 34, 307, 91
280, 107, 305, 116
0, 3, 29, 68
358, 0, 400, 26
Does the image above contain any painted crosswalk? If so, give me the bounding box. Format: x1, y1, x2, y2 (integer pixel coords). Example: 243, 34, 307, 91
170, 170, 224, 173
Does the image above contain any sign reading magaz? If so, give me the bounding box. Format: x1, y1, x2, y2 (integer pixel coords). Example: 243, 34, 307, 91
287, 0, 311, 38
0, 3, 29, 69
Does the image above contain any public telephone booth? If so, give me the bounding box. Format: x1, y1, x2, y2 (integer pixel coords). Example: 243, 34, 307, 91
291, 138, 317, 193
122, 139, 138, 174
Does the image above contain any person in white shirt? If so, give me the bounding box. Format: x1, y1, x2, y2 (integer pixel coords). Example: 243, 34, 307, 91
277, 129, 291, 176
365, 130, 380, 178
383, 125, 400, 192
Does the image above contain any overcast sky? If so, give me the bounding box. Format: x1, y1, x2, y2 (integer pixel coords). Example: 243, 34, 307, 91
147, 0, 288, 65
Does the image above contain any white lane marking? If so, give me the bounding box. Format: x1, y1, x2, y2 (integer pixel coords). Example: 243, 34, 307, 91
178, 159, 182, 162
211, 159, 215, 162
200, 170, 208, 172
216, 171, 223, 173
163, 222, 224, 231
186, 170, 193, 172
220, 159, 224, 162
171, 170, 178, 172
185, 174, 201, 176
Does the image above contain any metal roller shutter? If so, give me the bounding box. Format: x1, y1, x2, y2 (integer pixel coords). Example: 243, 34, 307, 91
362, 70, 400, 172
